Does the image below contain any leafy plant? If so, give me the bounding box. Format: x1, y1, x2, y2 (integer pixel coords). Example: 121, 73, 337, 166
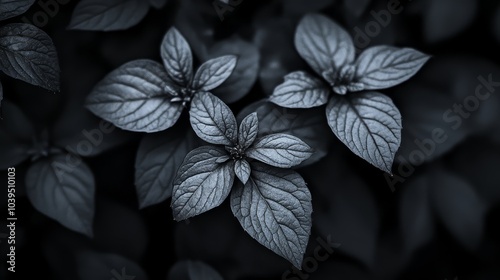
269, 13, 430, 173
0, 0, 61, 107
171, 92, 313, 268
85, 27, 237, 133
69, 0, 168, 31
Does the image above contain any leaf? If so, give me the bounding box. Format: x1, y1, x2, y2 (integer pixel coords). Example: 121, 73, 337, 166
76, 251, 148, 280
0, 0, 35, 20
0, 100, 35, 169
135, 128, 197, 208
423, 0, 477, 44
149, 0, 168, 9
161, 27, 193, 86
238, 101, 332, 167
294, 13, 355, 77
355, 46, 430, 90
270, 71, 330, 108
246, 133, 313, 168
68, 0, 150, 31
0, 23, 60, 91
399, 174, 435, 257
192, 55, 238, 91
189, 92, 238, 145
230, 162, 312, 268
86, 59, 183, 133
26, 154, 95, 237
234, 159, 251, 184
208, 37, 260, 103
431, 170, 486, 251
238, 112, 258, 149
326, 92, 402, 173
168, 260, 223, 280
171, 146, 235, 221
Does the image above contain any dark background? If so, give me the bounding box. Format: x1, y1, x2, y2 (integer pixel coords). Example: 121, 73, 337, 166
1, 0, 500, 279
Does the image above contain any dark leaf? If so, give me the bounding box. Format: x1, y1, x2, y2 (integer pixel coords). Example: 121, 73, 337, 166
326, 92, 402, 173
0, 0, 35, 21
68, 0, 150, 31
270, 71, 330, 108
149, 0, 167, 9
208, 37, 260, 103
246, 134, 313, 168
189, 92, 237, 145
423, 0, 477, 44
238, 112, 258, 149
295, 13, 355, 77
168, 260, 223, 280
161, 27, 193, 86
355, 46, 430, 90
171, 146, 234, 221
234, 159, 251, 184
192, 55, 237, 91
26, 154, 95, 237
431, 169, 486, 251
135, 128, 197, 208
0, 23, 60, 91
0, 100, 34, 169
86, 59, 182, 133
230, 162, 312, 268
76, 251, 148, 280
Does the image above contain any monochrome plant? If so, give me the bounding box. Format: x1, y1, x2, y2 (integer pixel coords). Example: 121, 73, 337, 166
0, 0, 61, 107
85, 27, 237, 133
270, 13, 431, 173
171, 92, 313, 268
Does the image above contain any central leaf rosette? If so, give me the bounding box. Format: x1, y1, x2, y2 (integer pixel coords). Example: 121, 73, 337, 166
171, 92, 314, 269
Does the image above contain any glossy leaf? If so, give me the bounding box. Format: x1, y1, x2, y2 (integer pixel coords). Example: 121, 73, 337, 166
86, 59, 183, 133
171, 146, 234, 221
326, 92, 402, 173
230, 162, 312, 268
0, 23, 60, 91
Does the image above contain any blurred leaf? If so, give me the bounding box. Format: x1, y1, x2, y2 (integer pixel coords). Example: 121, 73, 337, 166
0, 23, 60, 91
135, 127, 197, 208
253, 18, 304, 96
423, 0, 477, 43
231, 162, 312, 268
168, 260, 223, 280
343, 0, 370, 19
149, 0, 167, 9
207, 37, 260, 104
238, 101, 332, 167
171, 146, 234, 221
76, 251, 148, 280
399, 172, 435, 258
326, 92, 402, 173
85, 59, 183, 133
93, 199, 149, 260
68, 0, 150, 31
0, 0, 35, 20
283, 0, 334, 15
303, 153, 379, 268
431, 169, 486, 251
26, 154, 95, 237
0, 100, 34, 169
